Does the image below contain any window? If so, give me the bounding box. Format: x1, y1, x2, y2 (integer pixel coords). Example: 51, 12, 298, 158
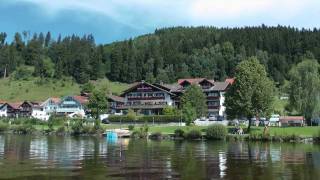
208, 101, 219, 106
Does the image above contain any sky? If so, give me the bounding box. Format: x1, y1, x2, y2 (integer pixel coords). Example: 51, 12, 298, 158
1, 0, 320, 44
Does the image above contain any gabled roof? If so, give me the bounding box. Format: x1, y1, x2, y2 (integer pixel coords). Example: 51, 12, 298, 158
108, 94, 125, 103
121, 81, 176, 96
2, 102, 22, 110
212, 82, 230, 91
73, 96, 89, 105
51, 97, 61, 104
41, 97, 61, 107
178, 78, 206, 85
225, 78, 235, 85
154, 83, 181, 92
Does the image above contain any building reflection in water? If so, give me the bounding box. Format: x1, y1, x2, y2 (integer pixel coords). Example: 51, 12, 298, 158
219, 151, 227, 178
0, 136, 4, 160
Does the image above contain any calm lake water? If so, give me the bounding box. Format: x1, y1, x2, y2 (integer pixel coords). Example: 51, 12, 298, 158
0, 135, 319, 180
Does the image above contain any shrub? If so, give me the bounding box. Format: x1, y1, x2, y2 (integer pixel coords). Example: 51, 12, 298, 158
23, 118, 47, 125
11, 118, 23, 125
11, 124, 35, 134
56, 126, 66, 135
206, 125, 228, 140
247, 132, 271, 141
71, 119, 84, 135
131, 124, 149, 138
174, 129, 185, 138
128, 125, 135, 131
0, 123, 9, 132
82, 125, 93, 134
313, 130, 320, 142
186, 129, 202, 139
108, 115, 182, 123
48, 116, 66, 126
149, 132, 163, 140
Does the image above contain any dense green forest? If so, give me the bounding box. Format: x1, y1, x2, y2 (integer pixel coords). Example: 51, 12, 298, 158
1, 25, 320, 85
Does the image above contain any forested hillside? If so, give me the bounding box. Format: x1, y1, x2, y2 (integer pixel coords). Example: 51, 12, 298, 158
1, 25, 320, 85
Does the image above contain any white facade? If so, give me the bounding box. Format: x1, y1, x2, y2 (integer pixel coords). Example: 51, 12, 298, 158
32, 109, 50, 121
219, 92, 226, 116
0, 105, 7, 117
41, 98, 60, 114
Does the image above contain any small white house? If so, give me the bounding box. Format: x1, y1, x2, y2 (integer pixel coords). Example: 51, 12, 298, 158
31, 105, 50, 121
41, 97, 61, 114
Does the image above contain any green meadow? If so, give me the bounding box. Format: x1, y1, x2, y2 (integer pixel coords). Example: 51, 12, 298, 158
0, 78, 129, 102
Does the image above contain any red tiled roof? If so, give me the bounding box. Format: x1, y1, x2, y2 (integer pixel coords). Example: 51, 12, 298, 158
51, 97, 61, 104
8, 102, 22, 109
73, 96, 89, 104
225, 78, 235, 85
280, 116, 304, 123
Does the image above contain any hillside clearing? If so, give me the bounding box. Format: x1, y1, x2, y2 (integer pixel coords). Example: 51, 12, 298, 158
0, 78, 129, 102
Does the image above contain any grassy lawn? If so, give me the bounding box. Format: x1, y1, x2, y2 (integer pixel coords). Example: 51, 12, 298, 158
102, 124, 320, 137
250, 126, 320, 137
101, 124, 206, 134
0, 78, 129, 102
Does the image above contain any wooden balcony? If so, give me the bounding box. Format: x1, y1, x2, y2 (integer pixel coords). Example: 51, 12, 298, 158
128, 96, 165, 100
208, 105, 220, 109
115, 101, 168, 110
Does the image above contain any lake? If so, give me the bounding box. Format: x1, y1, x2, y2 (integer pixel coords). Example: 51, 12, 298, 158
0, 135, 319, 179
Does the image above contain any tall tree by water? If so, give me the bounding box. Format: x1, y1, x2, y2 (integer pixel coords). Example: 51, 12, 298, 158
288, 59, 320, 124
225, 57, 274, 132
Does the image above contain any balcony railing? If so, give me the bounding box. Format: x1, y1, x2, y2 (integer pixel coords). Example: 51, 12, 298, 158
114, 101, 168, 109
208, 105, 220, 109
127, 96, 165, 100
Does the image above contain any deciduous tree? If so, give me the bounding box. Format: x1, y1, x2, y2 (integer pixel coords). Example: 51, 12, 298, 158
225, 57, 274, 132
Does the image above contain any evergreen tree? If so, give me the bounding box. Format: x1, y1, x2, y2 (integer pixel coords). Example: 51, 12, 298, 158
45, 32, 51, 47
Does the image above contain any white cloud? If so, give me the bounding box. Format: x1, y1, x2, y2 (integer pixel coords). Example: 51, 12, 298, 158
5, 0, 320, 28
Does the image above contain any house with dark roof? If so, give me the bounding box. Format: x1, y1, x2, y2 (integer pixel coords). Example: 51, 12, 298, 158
108, 81, 177, 115
0, 102, 21, 118
108, 78, 231, 117
174, 78, 230, 117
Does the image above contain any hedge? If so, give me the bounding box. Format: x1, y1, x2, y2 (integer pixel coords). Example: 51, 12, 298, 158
108, 115, 183, 123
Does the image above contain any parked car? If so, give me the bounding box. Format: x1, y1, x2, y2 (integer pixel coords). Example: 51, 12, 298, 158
311, 118, 320, 126
269, 114, 280, 126
194, 117, 228, 126
102, 118, 110, 124
251, 117, 267, 126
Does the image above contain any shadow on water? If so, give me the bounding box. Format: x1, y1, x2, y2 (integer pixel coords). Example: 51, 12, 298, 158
0, 134, 319, 179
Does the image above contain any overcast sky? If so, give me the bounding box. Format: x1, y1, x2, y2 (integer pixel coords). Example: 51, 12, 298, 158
1, 0, 320, 44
